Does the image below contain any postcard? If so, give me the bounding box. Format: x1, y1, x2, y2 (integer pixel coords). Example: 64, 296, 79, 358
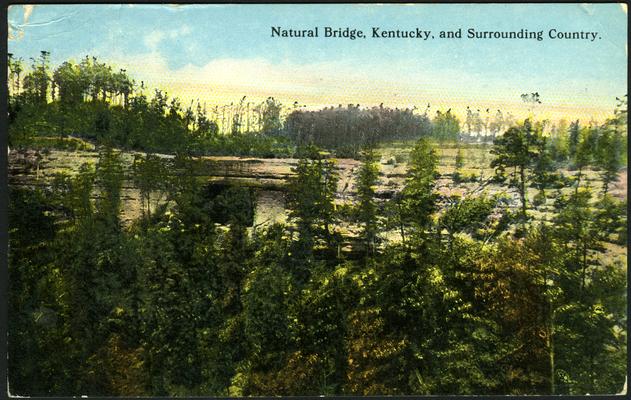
5, 3, 628, 397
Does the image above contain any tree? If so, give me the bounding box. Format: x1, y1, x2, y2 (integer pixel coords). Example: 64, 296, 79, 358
531, 132, 558, 207
260, 97, 283, 134
432, 109, 460, 141
53, 61, 85, 105
438, 195, 498, 246
520, 92, 542, 116
548, 120, 569, 162
553, 188, 605, 297
286, 146, 340, 268
398, 138, 438, 243
132, 153, 169, 218
572, 126, 594, 193
595, 121, 624, 195
490, 119, 539, 224
520, 225, 566, 394
470, 236, 550, 394
8, 53, 25, 96
193, 101, 218, 141
551, 190, 626, 394
355, 147, 380, 254
8, 186, 66, 395
232, 257, 294, 395
488, 109, 505, 139
284, 105, 431, 155
22, 51, 51, 104
567, 120, 580, 159
95, 146, 125, 228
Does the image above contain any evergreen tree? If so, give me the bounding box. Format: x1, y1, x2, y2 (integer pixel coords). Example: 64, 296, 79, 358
567, 120, 580, 160
595, 122, 624, 195
572, 126, 594, 193
399, 138, 438, 242
491, 119, 539, 225
355, 147, 380, 254
432, 109, 461, 141
531, 132, 558, 207
132, 153, 169, 218
287, 146, 340, 267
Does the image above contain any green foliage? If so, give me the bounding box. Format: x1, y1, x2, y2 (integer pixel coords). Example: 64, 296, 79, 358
572, 126, 594, 188
567, 120, 580, 159
453, 147, 465, 182
287, 147, 340, 262
439, 195, 499, 241
355, 148, 381, 253
531, 133, 559, 206
132, 153, 169, 217
548, 120, 570, 162
7, 52, 627, 396
431, 109, 461, 141
595, 121, 625, 194
285, 104, 432, 156
9, 54, 294, 158
491, 119, 541, 222
95, 147, 125, 226
260, 97, 283, 134
207, 186, 255, 226
398, 138, 439, 241
9, 155, 627, 396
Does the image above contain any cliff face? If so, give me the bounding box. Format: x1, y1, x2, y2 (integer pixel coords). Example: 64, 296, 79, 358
9, 147, 627, 227
9, 148, 147, 223
7, 149, 371, 225
8, 149, 365, 190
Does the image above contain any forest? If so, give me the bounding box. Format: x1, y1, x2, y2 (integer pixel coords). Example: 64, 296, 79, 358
7, 52, 628, 396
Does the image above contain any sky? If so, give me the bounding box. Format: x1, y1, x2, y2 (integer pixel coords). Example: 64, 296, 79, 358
7, 3, 628, 122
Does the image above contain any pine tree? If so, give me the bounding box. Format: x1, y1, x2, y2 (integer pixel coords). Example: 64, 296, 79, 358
572, 127, 594, 193
568, 120, 580, 159
355, 147, 380, 254
595, 122, 623, 195
286, 146, 340, 273
531, 132, 558, 208
490, 119, 539, 225
399, 138, 438, 242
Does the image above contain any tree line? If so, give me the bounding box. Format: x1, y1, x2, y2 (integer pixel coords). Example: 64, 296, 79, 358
9, 52, 478, 158
283, 104, 461, 155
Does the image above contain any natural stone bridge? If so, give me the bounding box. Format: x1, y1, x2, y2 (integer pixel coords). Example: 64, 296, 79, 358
9, 147, 626, 227
8, 149, 380, 225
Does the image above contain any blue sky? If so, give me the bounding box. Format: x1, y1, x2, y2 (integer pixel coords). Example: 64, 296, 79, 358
7, 3, 628, 121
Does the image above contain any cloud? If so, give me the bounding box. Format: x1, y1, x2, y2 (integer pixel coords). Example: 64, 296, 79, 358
173, 25, 192, 37
143, 30, 165, 50
115, 53, 383, 95
143, 26, 192, 50
102, 51, 611, 124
